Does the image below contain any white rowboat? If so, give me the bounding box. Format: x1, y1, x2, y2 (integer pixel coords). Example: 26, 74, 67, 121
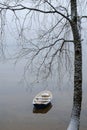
33, 91, 52, 108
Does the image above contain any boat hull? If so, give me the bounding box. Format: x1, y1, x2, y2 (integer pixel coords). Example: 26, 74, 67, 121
33, 102, 51, 109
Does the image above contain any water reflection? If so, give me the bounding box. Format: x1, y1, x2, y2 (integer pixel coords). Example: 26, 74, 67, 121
33, 103, 52, 114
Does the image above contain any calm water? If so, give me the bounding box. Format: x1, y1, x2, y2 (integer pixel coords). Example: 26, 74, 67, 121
0, 58, 87, 130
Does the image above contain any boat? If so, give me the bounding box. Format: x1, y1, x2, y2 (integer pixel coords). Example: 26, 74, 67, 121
32, 90, 52, 109
33, 103, 52, 114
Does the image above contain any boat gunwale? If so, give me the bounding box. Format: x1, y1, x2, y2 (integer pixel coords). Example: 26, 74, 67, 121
33, 90, 52, 105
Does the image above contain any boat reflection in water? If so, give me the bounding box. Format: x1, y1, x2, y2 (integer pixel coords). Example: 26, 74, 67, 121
33, 103, 52, 114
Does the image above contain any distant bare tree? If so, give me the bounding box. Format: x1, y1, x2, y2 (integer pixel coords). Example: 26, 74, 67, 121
0, 0, 87, 130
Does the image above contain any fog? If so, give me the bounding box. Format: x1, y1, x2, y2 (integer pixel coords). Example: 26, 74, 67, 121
0, 1, 87, 130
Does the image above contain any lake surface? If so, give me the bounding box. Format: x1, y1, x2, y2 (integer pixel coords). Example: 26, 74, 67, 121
0, 57, 87, 130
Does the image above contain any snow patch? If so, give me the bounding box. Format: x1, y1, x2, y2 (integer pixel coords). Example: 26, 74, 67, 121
67, 118, 79, 130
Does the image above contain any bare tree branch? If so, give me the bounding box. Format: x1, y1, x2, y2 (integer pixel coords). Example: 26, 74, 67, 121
0, 2, 71, 22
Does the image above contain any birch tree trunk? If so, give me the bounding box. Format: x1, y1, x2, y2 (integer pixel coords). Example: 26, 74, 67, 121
67, 0, 82, 130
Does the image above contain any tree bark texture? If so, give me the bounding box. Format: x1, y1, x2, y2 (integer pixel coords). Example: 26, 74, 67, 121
67, 0, 82, 130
